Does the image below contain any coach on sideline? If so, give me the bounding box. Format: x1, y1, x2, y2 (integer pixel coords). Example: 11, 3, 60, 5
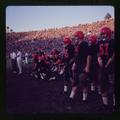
16, 47, 22, 75
10, 48, 17, 73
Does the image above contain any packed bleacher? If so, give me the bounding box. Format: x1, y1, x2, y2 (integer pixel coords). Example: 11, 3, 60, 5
6, 18, 114, 57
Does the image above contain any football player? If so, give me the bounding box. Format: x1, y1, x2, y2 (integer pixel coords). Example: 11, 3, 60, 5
67, 31, 90, 109
63, 37, 75, 93
97, 27, 114, 107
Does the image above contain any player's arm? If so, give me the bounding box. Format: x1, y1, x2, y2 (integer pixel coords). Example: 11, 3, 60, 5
105, 52, 115, 68
85, 55, 92, 73
97, 55, 103, 68
84, 45, 92, 73
97, 41, 103, 68
105, 40, 115, 68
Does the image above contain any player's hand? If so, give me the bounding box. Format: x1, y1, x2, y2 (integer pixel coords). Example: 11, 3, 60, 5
98, 57, 103, 68
105, 58, 112, 68
84, 66, 89, 73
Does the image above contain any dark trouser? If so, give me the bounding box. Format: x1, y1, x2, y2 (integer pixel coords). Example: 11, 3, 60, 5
108, 62, 115, 95
72, 61, 85, 87
63, 60, 73, 84
63, 64, 70, 83
11, 59, 17, 72
89, 63, 98, 84
98, 67, 109, 94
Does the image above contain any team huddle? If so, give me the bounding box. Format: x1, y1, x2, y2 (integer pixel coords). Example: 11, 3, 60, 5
9, 27, 115, 110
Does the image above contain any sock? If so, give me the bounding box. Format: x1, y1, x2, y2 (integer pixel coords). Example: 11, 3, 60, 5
102, 97, 108, 105
69, 90, 75, 99
64, 85, 68, 92
35, 74, 38, 78
91, 84, 95, 91
97, 86, 101, 95
40, 74, 44, 79
83, 92, 88, 101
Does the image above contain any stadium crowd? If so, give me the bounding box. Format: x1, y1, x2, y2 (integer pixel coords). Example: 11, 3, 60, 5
6, 18, 114, 57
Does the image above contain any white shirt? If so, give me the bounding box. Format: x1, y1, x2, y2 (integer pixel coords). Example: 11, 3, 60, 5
10, 52, 16, 60
17, 51, 22, 61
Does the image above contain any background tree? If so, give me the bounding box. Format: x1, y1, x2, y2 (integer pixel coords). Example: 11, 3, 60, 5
10, 29, 13, 33
6, 26, 10, 33
104, 13, 112, 19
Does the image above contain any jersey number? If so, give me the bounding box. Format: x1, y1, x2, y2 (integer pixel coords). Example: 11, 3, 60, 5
99, 43, 109, 56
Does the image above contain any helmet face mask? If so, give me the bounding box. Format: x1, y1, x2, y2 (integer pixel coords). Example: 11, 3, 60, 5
74, 35, 79, 40
88, 35, 97, 45
101, 33, 107, 40
73, 36, 80, 43
88, 40, 92, 46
